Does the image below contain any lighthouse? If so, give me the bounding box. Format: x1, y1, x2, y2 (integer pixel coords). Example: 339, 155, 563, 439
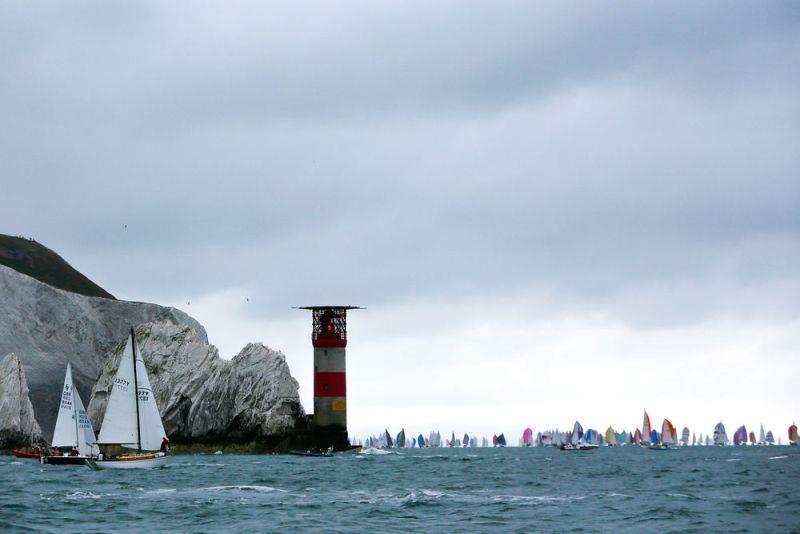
297, 306, 361, 439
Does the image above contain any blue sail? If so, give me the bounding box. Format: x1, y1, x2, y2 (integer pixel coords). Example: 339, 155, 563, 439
417, 434, 424, 448
650, 429, 659, 444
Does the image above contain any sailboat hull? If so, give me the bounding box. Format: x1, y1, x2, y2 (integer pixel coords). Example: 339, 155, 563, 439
40, 455, 89, 465
88, 453, 167, 470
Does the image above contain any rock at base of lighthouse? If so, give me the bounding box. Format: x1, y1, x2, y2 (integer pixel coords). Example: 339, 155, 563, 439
0, 353, 44, 448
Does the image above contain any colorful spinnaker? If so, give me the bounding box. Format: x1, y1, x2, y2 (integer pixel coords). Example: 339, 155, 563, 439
789, 423, 798, 445
733, 425, 747, 445
661, 419, 677, 446
522, 428, 533, 447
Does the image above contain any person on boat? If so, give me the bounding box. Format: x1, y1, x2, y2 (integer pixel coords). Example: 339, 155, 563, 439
160, 437, 171, 453
70, 447, 79, 456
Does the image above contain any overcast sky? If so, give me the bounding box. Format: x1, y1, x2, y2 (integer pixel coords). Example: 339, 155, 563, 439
2, 1, 798, 441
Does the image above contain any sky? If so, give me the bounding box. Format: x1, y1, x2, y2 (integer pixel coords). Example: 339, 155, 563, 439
2, 1, 798, 442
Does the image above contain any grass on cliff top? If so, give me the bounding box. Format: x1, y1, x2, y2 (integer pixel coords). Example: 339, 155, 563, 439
0, 234, 115, 299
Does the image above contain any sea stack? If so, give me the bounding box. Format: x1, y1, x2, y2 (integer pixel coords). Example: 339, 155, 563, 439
0, 353, 43, 448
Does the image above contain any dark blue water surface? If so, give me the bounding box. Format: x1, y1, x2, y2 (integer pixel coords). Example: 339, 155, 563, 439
2, 446, 798, 532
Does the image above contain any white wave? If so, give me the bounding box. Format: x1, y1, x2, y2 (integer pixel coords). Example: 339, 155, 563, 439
66, 491, 108, 500
768, 455, 788, 460
145, 488, 177, 494
493, 494, 585, 504
204, 485, 285, 493
359, 447, 395, 455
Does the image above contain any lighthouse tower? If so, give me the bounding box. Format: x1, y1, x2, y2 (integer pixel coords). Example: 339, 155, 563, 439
297, 306, 360, 435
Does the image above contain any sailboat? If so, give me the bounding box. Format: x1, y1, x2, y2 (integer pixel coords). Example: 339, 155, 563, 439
560, 421, 597, 450
681, 427, 690, 446
765, 430, 775, 445
87, 329, 168, 469
748, 431, 756, 445
758, 425, 766, 445
41, 363, 98, 465
417, 434, 425, 448
713, 422, 729, 446
604, 426, 617, 446
649, 419, 678, 450
396, 428, 406, 448
789, 423, 798, 446
522, 428, 533, 447
463, 433, 469, 448
733, 425, 747, 446
642, 411, 652, 447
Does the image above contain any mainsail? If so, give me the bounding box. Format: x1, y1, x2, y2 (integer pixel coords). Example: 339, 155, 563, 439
681, 427, 690, 446
571, 421, 584, 445
51, 363, 97, 456
661, 419, 676, 445
396, 429, 406, 448
758, 425, 766, 445
642, 411, 652, 445
713, 422, 729, 445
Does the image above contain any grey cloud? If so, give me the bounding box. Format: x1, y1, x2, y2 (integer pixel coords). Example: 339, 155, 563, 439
0, 1, 798, 330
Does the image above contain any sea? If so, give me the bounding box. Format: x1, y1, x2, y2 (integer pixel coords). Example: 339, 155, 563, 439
2, 446, 798, 532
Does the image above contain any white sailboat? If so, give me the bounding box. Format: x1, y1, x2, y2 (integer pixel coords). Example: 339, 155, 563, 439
41, 363, 98, 465
713, 422, 729, 446
88, 329, 168, 469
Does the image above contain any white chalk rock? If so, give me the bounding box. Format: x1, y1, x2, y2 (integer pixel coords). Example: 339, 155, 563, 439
0, 353, 43, 447
88, 322, 303, 442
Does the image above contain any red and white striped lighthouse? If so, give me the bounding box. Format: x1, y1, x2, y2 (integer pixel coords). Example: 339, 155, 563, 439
297, 306, 360, 432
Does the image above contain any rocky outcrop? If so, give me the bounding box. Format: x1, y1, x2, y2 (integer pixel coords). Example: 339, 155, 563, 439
0, 353, 43, 448
0, 264, 205, 439
88, 321, 303, 442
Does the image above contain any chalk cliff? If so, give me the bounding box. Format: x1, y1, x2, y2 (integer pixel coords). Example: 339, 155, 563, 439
0, 263, 204, 439
87, 321, 302, 442
0, 353, 43, 448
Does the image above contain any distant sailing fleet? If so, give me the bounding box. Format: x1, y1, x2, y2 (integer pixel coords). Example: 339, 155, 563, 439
358, 412, 799, 450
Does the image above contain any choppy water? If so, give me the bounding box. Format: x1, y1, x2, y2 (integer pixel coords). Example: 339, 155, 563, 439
2, 446, 798, 532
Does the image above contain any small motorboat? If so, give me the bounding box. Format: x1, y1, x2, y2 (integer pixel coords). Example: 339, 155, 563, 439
288, 447, 334, 458
11, 449, 43, 459
559, 443, 599, 451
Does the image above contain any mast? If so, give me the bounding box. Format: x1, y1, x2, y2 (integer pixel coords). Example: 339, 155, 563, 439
73, 369, 80, 450
130, 328, 142, 453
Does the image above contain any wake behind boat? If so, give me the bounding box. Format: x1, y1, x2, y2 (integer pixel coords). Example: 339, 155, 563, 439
90, 328, 170, 470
